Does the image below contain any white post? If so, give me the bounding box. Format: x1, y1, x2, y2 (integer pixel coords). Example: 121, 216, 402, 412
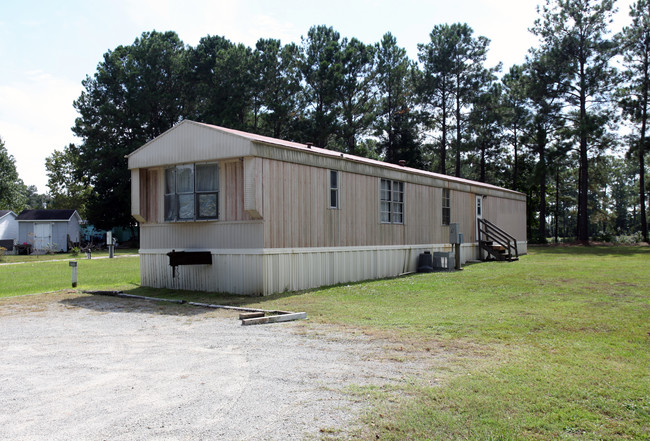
69, 261, 78, 287
107, 231, 114, 258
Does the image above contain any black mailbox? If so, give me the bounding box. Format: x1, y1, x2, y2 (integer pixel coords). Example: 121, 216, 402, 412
167, 250, 212, 267
167, 250, 212, 278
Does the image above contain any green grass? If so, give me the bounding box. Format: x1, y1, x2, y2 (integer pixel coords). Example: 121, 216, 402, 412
0, 254, 140, 297
0, 248, 138, 263
0, 246, 648, 440
231, 246, 650, 440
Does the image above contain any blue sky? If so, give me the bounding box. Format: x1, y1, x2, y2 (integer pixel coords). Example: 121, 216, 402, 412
0, 0, 634, 193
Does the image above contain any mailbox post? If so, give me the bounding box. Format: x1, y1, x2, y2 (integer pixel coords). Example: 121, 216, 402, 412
107, 231, 114, 258
69, 261, 78, 287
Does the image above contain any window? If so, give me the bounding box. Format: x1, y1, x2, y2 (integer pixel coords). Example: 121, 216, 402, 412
329, 170, 339, 209
380, 179, 404, 224
195, 164, 219, 219
165, 163, 219, 221
442, 188, 451, 225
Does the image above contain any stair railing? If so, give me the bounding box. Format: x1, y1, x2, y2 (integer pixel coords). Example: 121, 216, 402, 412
477, 218, 519, 260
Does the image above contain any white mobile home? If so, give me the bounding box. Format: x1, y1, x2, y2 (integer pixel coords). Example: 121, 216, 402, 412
0, 210, 18, 252
128, 120, 526, 295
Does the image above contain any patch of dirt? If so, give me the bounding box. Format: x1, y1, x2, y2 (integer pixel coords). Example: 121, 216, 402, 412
0, 292, 444, 440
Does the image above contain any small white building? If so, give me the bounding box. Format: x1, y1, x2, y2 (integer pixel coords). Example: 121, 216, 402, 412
16, 209, 82, 252
128, 120, 527, 295
0, 210, 18, 252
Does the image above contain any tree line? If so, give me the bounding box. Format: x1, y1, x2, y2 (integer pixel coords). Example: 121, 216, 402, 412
4, 0, 646, 243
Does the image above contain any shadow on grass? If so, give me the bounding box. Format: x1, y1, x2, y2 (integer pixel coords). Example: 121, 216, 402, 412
111, 270, 443, 309
528, 244, 650, 256
119, 284, 325, 306
59, 283, 327, 317
60, 291, 215, 317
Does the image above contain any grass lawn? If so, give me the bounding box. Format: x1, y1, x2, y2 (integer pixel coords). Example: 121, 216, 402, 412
0, 250, 140, 297
0, 246, 648, 440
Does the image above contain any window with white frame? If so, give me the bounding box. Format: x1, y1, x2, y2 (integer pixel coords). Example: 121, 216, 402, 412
442, 187, 451, 225
380, 179, 404, 224
329, 170, 339, 209
164, 163, 219, 221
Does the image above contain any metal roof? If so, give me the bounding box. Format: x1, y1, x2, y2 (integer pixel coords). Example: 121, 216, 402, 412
129, 119, 524, 197
193, 121, 524, 196
16, 209, 80, 222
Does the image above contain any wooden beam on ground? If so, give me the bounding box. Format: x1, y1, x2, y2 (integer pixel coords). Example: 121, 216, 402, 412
86, 291, 186, 304
85, 291, 307, 325
239, 311, 265, 320
186, 301, 269, 313
241, 312, 307, 326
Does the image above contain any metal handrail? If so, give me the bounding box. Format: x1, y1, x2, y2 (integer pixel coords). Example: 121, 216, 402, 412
477, 218, 519, 260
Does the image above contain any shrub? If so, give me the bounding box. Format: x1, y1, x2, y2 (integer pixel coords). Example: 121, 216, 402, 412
592, 230, 613, 242
614, 231, 644, 245
43, 243, 59, 255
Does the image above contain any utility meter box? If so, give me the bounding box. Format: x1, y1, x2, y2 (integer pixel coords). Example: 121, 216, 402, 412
449, 223, 460, 244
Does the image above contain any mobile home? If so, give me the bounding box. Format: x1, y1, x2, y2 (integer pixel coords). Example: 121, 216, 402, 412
128, 120, 526, 295
0, 210, 18, 252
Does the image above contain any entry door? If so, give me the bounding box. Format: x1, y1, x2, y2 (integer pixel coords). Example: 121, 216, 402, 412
475, 195, 483, 242
34, 223, 52, 250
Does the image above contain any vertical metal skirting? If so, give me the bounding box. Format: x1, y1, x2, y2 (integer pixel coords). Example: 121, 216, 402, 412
139, 244, 490, 296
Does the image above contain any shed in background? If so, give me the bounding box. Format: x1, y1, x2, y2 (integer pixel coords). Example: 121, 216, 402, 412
16, 209, 82, 252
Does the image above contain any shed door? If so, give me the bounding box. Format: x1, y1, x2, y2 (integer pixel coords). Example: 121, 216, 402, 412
34, 223, 52, 250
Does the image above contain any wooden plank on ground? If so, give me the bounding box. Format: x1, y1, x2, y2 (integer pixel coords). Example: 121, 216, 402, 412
239, 311, 265, 320
241, 312, 307, 326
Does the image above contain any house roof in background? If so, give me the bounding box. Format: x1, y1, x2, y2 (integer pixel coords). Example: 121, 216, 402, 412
16, 209, 80, 222
0, 210, 17, 219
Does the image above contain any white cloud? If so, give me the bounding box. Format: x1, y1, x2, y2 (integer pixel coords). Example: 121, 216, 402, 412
114, 0, 243, 46
0, 72, 81, 193
244, 13, 300, 46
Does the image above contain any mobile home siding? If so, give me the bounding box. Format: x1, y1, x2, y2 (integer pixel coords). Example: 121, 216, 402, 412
139, 222, 263, 250
139, 250, 264, 294
260, 158, 514, 249
128, 122, 256, 169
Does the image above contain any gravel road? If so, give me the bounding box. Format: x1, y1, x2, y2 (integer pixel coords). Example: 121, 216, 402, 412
0, 292, 436, 440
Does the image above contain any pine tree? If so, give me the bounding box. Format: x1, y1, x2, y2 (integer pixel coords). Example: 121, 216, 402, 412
618, 0, 650, 242
531, 0, 618, 242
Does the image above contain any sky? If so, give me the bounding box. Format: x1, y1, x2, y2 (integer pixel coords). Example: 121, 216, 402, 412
0, 0, 636, 193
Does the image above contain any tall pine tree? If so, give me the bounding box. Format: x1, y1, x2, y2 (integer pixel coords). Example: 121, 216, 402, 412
618, 0, 650, 242
531, 0, 618, 242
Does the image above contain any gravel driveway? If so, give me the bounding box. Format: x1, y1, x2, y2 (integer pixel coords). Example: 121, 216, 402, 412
0, 292, 436, 440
